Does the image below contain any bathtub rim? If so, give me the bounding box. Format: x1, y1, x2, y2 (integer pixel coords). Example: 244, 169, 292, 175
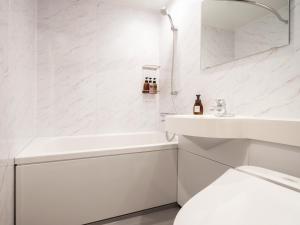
15, 132, 178, 166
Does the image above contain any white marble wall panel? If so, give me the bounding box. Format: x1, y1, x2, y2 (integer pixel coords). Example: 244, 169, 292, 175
160, 0, 300, 119
0, 0, 37, 224
37, 0, 160, 137
295, 0, 300, 50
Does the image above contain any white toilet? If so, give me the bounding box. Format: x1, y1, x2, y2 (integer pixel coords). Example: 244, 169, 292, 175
174, 166, 300, 225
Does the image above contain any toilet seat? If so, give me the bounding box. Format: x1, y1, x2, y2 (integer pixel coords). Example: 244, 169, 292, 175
174, 166, 300, 225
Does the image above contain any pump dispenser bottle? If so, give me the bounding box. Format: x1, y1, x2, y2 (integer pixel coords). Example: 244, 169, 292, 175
149, 78, 153, 94
193, 95, 203, 115
142, 77, 150, 93
153, 78, 158, 94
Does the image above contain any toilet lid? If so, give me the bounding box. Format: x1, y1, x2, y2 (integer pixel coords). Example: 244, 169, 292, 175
174, 168, 300, 225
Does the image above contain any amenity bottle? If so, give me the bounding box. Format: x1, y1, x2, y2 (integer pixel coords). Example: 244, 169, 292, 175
193, 95, 203, 115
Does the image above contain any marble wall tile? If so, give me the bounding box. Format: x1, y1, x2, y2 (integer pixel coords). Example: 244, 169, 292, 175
0, 1, 13, 223
37, 0, 160, 137
294, 0, 300, 50
0, 0, 36, 224
160, 0, 300, 119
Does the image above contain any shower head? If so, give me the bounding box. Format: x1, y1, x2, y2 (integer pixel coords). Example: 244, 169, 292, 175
160, 6, 178, 31
160, 7, 168, 16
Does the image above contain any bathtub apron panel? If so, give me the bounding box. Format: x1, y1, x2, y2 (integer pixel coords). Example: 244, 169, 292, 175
16, 149, 178, 225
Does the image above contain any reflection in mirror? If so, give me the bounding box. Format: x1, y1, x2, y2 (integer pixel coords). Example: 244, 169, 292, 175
201, 0, 290, 69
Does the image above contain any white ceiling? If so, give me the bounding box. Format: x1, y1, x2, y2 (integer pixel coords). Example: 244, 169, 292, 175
108, 0, 173, 11
202, 0, 289, 30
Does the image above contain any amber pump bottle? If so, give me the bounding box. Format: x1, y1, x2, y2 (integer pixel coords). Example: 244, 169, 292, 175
153, 78, 158, 94
142, 77, 150, 93
149, 78, 153, 93
193, 95, 204, 115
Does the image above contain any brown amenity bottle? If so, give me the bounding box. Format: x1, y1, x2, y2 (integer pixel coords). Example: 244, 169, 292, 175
193, 94, 203, 115
142, 77, 150, 93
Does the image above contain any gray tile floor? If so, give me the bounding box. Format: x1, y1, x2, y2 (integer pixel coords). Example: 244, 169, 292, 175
88, 205, 180, 225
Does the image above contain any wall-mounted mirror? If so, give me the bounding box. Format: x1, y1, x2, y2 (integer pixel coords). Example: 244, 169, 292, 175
201, 0, 290, 69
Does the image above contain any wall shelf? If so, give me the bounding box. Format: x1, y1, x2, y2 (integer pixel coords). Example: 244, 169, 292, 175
142, 64, 160, 95
142, 92, 160, 95
142, 65, 160, 71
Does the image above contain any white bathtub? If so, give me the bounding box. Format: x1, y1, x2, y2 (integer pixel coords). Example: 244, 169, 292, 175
16, 132, 178, 225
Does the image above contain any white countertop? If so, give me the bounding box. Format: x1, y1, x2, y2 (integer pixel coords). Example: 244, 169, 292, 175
166, 115, 300, 147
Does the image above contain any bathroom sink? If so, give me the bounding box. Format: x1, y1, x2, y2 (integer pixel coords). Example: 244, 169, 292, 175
165, 115, 300, 147
166, 115, 242, 139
